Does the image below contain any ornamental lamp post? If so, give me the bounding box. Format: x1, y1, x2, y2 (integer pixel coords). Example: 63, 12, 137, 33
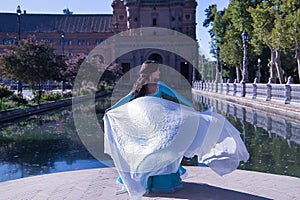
60, 32, 65, 91
220, 60, 223, 83
241, 30, 249, 83
16, 5, 21, 42
257, 58, 261, 83
16, 5, 22, 93
201, 55, 206, 82
61, 32, 65, 56
215, 46, 220, 83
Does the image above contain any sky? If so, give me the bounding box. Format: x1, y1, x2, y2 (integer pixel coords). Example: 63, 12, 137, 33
0, 0, 229, 59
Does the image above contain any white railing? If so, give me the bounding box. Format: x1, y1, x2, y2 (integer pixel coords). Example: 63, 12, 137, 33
193, 80, 300, 105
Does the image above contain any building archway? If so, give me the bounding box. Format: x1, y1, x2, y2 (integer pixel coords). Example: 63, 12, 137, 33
91, 54, 104, 64
147, 53, 163, 64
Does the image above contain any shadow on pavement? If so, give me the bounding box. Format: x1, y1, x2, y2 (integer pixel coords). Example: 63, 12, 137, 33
146, 182, 272, 200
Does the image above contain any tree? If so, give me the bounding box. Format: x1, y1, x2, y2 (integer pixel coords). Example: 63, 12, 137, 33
279, 0, 300, 82
61, 53, 85, 84
203, 5, 228, 81
204, 1, 256, 83
63, 8, 73, 15
220, 24, 244, 82
0, 37, 62, 103
249, 1, 285, 83
218, 2, 244, 83
203, 5, 218, 39
0, 84, 13, 110
221, 0, 259, 83
204, 0, 299, 84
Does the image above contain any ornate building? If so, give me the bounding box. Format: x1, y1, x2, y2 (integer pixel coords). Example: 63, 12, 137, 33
0, 13, 113, 56
0, 0, 197, 82
112, 0, 197, 39
111, 0, 198, 82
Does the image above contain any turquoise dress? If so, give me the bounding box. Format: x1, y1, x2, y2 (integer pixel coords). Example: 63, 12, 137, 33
104, 83, 250, 199
108, 81, 193, 110
108, 81, 193, 194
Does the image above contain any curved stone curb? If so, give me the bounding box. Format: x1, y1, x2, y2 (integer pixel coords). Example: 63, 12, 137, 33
0, 167, 299, 200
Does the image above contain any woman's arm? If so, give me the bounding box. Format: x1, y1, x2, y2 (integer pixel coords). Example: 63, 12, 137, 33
158, 82, 193, 107
106, 91, 134, 111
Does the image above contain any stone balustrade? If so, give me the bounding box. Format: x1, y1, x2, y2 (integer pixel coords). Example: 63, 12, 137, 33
192, 80, 300, 105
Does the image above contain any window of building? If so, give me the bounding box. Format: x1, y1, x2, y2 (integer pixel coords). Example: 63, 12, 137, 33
148, 53, 163, 64
153, 18, 157, 26
3, 39, 16, 45
91, 54, 104, 64
119, 15, 124, 21
180, 61, 189, 81
121, 63, 131, 80
185, 14, 190, 20
60, 40, 70, 46
96, 40, 102, 45
77, 40, 88, 46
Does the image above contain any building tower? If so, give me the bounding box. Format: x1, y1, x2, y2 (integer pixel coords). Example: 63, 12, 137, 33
112, 0, 198, 83
111, 0, 128, 33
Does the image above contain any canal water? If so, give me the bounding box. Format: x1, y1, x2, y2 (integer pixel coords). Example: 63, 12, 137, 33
0, 95, 299, 182
193, 94, 300, 178
0, 98, 110, 182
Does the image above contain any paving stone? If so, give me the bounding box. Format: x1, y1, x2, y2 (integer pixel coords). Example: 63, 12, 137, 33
0, 167, 299, 200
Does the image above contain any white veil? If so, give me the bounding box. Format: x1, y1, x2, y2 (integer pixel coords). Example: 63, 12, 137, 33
104, 96, 249, 199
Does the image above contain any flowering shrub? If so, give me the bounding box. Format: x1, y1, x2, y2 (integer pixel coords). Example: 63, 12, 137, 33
40, 91, 72, 102
41, 91, 63, 101
0, 84, 13, 110
10, 93, 28, 107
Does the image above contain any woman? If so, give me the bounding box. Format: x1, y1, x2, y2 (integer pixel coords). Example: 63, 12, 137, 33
106, 60, 192, 193
108, 60, 193, 110
104, 60, 249, 199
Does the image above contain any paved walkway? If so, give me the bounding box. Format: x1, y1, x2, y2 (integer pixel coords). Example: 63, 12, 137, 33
0, 166, 299, 200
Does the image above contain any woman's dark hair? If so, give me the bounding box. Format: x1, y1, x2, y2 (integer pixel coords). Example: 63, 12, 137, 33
133, 60, 159, 97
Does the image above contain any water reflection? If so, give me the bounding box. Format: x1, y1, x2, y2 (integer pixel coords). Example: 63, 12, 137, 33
0, 99, 110, 182
193, 94, 300, 178
1, 95, 300, 182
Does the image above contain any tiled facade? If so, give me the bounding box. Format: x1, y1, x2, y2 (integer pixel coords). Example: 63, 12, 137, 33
0, 13, 113, 56
0, 0, 197, 82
